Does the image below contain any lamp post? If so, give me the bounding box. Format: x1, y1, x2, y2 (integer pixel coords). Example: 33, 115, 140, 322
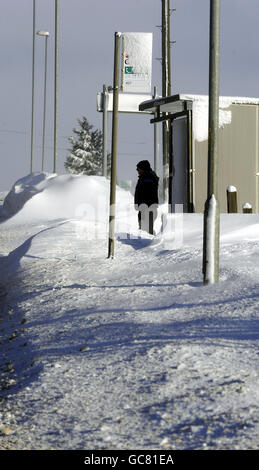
54, 0, 59, 173
30, 0, 36, 173
37, 31, 49, 172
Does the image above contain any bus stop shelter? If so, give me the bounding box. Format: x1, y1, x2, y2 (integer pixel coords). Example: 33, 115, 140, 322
139, 94, 259, 213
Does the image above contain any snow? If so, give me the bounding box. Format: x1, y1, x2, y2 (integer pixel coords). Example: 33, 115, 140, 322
121, 33, 153, 94
180, 93, 259, 107
0, 173, 259, 450
140, 93, 259, 143
181, 94, 259, 143
180, 95, 233, 142
227, 185, 237, 193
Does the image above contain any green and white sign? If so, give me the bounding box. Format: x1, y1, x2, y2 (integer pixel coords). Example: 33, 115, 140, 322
121, 33, 153, 93
125, 66, 134, 74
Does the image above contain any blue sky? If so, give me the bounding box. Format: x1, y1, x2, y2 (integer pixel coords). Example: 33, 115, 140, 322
1, 0, 259, 190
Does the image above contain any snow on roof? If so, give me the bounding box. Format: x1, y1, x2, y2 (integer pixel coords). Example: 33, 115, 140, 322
183, 94, 259, 142
173, 94, 259, 142
140, 93, 259, 143
186, 95, 232, 142
180, 94, 259, 106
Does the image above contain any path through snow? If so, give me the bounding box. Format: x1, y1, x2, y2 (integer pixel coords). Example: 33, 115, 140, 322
0, 174, 259, 450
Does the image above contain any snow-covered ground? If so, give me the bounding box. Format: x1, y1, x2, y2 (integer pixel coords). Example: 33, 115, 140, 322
0, 173, 259, 450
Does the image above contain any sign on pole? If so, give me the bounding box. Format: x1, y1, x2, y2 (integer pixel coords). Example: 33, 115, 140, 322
121, 33, 153, 93
107, 32, 153, 259
108, 32, 121, 259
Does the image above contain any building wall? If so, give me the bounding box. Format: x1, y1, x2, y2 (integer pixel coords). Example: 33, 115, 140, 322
193, 104, 259, 213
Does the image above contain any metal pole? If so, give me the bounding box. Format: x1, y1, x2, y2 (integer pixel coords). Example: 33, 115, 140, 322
161, 0, 171, 204
102, 84, 108, 177
161, 0, 171, 98
108, 32, 121, 259
53, 0, 59, 173
203, 0, 221, 284
153, 85, 159, 175
42, 33, 49, 171
30, 0, 36, 173
166, 0, 171, 97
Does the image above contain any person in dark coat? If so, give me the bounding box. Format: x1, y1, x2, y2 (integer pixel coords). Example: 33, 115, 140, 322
134, 160, 159, 234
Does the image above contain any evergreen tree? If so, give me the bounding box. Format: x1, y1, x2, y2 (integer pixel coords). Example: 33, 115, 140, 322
65, 117, 109, 175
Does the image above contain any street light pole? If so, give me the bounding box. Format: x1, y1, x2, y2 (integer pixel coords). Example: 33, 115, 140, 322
30, 0, 36, 173
37, 31, 49, 172
54, 0, 59, 173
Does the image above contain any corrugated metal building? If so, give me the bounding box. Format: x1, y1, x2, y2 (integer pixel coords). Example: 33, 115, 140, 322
139, 94, 259, 213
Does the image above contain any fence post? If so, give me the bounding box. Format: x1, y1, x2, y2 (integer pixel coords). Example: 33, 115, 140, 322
242, 203, 252, 213
226, 186, 237, 213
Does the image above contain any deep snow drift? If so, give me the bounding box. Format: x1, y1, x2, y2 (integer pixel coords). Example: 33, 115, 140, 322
0, 173, 259, 450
